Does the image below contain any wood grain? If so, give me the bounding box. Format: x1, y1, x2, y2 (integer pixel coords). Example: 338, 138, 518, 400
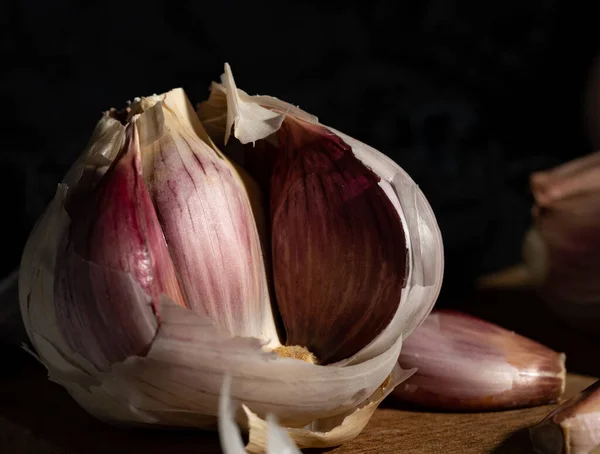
332, 374, 594, 454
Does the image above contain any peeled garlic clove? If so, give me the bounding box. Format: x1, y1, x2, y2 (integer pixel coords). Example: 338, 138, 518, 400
393, 310, 566, 411
270, 117, 408, 364
523, 151, 600, 334
54, 123, 187, 371
530, 380, 600, 454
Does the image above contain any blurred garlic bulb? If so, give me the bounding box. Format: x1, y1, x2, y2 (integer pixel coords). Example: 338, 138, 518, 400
584, 54, 600, 149
393, 310, 566, 411
19, 65, 443, 452
523, 151, 600, 334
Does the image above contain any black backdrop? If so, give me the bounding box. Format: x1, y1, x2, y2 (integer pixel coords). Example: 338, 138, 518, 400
3, 0, 599, 306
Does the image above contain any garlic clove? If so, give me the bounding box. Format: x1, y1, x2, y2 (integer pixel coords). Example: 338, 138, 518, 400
54, 256, 159, 373
530, 380, 600, 454
132, 90, 274, 340
392, 310, 566, 411
197, 63, 444, 365
269, 117, 409, 364
53, 123, 186, 371
65, 122, 187, 308
530, 151, 600, 207
524, 151, 600, 333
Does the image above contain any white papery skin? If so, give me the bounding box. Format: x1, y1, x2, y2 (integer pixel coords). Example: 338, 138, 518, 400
219, 375, 302, 454
19, 67, 443, 452
218, 366, 413, 454
531, 380, 600, 454
564, 413, 600, 454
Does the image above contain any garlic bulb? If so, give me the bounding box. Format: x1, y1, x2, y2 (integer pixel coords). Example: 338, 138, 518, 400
393, 310, 566, 411
530, 379, 600, 454
19, 65, 443, 452
523, 151, 600, 334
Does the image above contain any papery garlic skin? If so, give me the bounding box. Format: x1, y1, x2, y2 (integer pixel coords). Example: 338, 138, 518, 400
219, 375, 302, 454
20, 66, 443, 454
531, 380, 600, 454
523, 151, 600, 334
393, 310, 566, 411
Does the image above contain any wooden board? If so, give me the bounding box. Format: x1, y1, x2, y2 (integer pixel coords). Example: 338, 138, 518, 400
335, 374, 594, 454
0, 344, 595, 454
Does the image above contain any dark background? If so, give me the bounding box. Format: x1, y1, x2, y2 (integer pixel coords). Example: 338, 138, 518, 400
3, 0, 599, 306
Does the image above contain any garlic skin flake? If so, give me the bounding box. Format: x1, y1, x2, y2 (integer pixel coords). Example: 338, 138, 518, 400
19, 68, 443, 453
217, 366, 414, 454
219, 374, 302, 454
530, 380, 600, 454
393, 310, 566, 411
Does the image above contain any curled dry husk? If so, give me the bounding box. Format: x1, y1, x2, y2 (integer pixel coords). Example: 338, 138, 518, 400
19, 65, 443, 452
523, 151, 600, 334
219, 367, 407, 454
530, 379, 600, 454
393, 310, 566, 411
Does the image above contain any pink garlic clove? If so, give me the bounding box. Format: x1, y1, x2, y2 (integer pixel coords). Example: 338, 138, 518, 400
269, 117, 409, 364
54, 123, 187, 371
133, 93, 268, 339
393, 310, 566, 411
